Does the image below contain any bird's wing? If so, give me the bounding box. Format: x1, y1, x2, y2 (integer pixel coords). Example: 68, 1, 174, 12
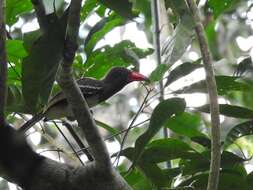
77, 78, 104, 97
44, 78, 104, 112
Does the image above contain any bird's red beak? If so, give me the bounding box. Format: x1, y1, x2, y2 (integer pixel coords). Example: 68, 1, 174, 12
129, 71, 150, 82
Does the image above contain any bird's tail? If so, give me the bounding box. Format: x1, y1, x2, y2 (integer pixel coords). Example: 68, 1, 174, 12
19, 112, 45, 132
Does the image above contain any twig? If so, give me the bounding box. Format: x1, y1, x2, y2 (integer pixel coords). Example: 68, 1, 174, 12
114, 88, 152, 166
52, 121, 84, 165
76, 119, 150, 155
0, 0, 7, 125
185, 1, 221, 190
62, 120, 94, 161
57, 0, 112, 170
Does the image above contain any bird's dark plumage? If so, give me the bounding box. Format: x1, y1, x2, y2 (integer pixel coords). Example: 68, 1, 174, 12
20, 67, 148, 132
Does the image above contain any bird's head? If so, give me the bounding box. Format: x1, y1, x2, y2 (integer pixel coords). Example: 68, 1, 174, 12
103, 67, 149, 85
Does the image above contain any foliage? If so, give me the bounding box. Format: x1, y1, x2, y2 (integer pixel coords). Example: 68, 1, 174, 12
3, 0, 253, 189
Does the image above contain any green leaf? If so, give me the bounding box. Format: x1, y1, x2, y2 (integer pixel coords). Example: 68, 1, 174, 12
100, 0, 136, 19
208, 0, 240, 19
234, 57, 253, 77
85, 40, 153, 79
138, 163, 169, 187
165, 112, 204, 138
196, 104, 253, 119
6, 40, 28, 63
22, 13, 67, 112
178, 171, 247, 190
162, 15, 194, 65
221, 151, 246, 168
190, 136, 211, 149
6, 0, 33, 25
124, 169, 153, 190
84, 14, 125, 56
174, 76, 252, 95
6, 84, 26, 113
133, 98, 186, 164
95, 120, 121, 143
165, 59, 202, 86
132, 0, 151, 28
224, 121, 253, 148
179, 152, 210, 175
81, 0, 99, 20
117, 147, 169, 188
141, 138, 195, 163
149, 64, 169, 82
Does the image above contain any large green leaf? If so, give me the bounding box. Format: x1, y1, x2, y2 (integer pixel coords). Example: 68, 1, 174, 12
100, 0, 136, 19
165, 59, 202, 86
162, 15, 195, 65
6, 0, 33, 25
133, 98, 186, 164
85, 40, 153, 79
180, 150, 246, 176
84, 14, 125, 56
174, 76, 252, 95
196, 104, 253, 119
165, 112, 205, 138
149, 64, 169, 82
178, 171, 247, 190
124, 169, 153, 190
224, 120, 253, 148
138, 163, 169, 187
208, 0, 240, 19
141, 138, 195, 163
6, 40, 28, 63
22, 13, 67, 112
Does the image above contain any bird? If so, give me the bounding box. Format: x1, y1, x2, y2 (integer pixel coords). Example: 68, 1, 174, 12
19, 67, 149, 132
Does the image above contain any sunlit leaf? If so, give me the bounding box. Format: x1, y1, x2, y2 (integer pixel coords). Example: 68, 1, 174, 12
224, 120, 253, 148
149, 64, 169, 82
162, 15, 195, 65
6, 40, 28, 63
84, 14, 125, 56
165, 112, 204, 138
85, 40, 153, 79
196, 104, 253, 119
165, 59, 202, 86
208, 0, 240, 19
6, 0, 33, 25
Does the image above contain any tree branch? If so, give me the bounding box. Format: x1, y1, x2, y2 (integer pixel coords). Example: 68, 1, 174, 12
0, 0, 7, 125
31, 0, 49, 32
185, 0, 221, 190
151, 0, 170, 168
56, 0, 111, 171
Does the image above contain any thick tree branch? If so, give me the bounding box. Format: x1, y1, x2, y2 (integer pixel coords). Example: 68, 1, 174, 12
151, 0, 170, 168
57, 0, 111, 171
185, 0, 221, 190
31, 0, 48, 32
0, 0, 7, 125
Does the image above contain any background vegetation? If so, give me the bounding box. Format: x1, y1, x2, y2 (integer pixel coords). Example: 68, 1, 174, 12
2, 0, 253, 189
